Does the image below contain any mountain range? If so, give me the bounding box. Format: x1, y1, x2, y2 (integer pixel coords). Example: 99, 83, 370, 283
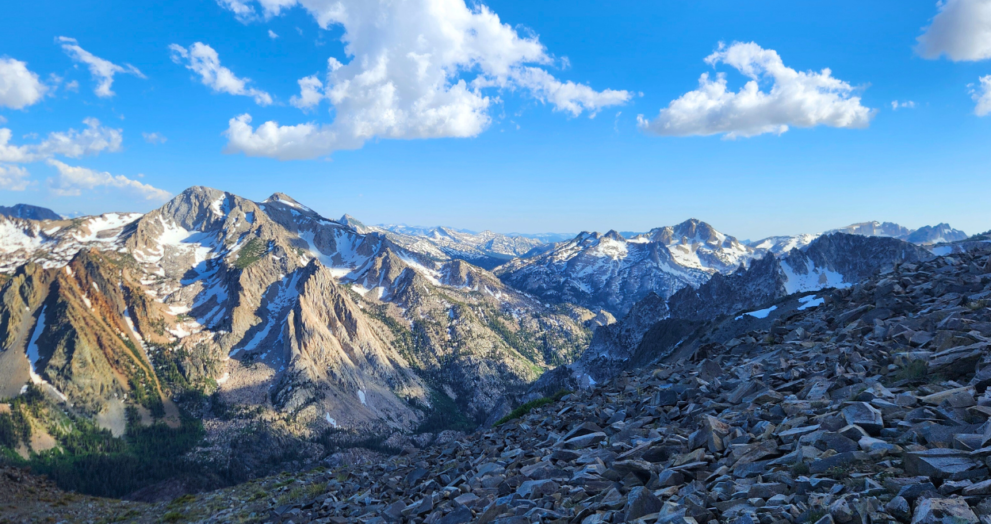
0, 192, 980, 499
828, 220, 968, 244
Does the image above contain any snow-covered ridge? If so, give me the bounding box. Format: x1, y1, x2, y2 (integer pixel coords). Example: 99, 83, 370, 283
0, 212, 142, 272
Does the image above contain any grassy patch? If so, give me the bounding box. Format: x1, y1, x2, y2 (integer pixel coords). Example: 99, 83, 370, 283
161, 511, 185, 523
895, 359, 928, 382
234, 238, 267, 269
495, 389, 571, 426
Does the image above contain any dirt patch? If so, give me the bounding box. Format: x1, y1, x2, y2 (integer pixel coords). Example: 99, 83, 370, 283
96, 397, 127, 437
29, 425, 58, 454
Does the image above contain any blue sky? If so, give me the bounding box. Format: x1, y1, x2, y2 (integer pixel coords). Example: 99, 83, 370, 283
1, 0, 990, 240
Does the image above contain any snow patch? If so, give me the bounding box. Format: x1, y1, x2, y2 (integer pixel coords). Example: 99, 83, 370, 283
798, 295, 825, 310
782, 259, 848, 294
736, 305, 777, 320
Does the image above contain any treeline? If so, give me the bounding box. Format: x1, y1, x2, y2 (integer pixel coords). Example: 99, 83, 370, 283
0, 388, 213, 499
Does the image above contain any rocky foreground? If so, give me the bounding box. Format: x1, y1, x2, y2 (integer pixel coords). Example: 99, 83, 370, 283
6, 245, 991, 523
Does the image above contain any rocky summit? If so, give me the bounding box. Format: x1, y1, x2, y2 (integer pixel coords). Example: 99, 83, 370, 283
2, 199, 990, 524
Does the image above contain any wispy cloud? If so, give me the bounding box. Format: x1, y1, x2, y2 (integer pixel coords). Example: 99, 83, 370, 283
57, 37, 145, 97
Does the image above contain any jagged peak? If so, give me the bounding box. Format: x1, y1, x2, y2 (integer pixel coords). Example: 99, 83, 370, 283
602, 230, 625, 241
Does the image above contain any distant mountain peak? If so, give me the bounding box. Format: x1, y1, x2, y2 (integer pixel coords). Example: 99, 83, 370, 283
0, 204, 62, 221
602, 230, 625, 241
339, 213, 366, 231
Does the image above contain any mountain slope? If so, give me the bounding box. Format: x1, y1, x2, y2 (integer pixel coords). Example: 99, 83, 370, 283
0, 187, 594, 474
261, 193, 594, 423
0, 250, 177, 430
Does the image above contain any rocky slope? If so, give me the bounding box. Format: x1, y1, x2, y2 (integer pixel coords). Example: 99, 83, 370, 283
563, 233, 934, 386
15, 241, 991, 524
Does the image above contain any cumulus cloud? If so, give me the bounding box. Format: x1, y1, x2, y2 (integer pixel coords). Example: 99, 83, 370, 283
57, 37, 145, 98
917, 0, 991, 61
217, 0, 256, 21
891, 100, 916, 110
972, 75, 991, 115
218, 0, 631, 160
170, 43, 273, 105
0, 118, 122, 163
0, 58, 48, 109
0, 164, 31, 191
637, 42, 873, 138
268, 30, 279, 39
142, 132, 167, 144
45, 159, 170, 200
917, 1, 991, 115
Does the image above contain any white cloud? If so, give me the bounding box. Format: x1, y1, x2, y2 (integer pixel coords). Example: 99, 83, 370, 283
143, 132, 167, 144
217, 0, 256, 21
917, 0, 991, 61
289, 75, 324, 110
0, 58, 48, 109
972, 75, 991, 115
64, 80, 79, 92
637, 42, 873, 138
45, 159, 170, 200
0, 164, 31, 191
268, 30, 279, 39
218, 0, 630, 160
169, 43, 273, 105
891, 100, 916, 110
0, 118, 122, 163
501, 67, 631, 117
56, 37, 145, 98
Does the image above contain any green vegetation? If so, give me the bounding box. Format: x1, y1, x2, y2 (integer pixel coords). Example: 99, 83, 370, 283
414, 389, 475, 434
0, 387, 41, 449
234, 238, 268, 269
365, 304, 429, 369
494, 389, 571, 426
487, 317, 543, 364
0, 387, 209, 498
161, 511, 185, 522
894, 359, 928, 383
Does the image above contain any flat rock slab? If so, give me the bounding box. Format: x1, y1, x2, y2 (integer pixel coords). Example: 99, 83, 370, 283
903, 449, 982, 480
911, 497, 979, 524
842, 402, 884, 435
